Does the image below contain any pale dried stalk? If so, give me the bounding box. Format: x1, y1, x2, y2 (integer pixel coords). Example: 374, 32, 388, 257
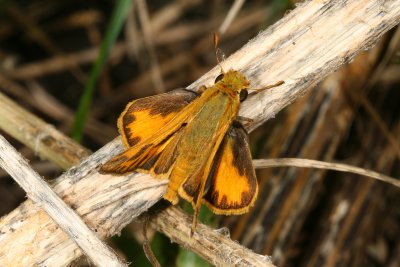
253, 158, 400, 188
0, 92, 90, 169
188, 0, 400, 132
0, 135, 126, 267
0, 138, 167, 267
0, 0, 399, 266
151, 207, 274, 267
218, 0, 246, 34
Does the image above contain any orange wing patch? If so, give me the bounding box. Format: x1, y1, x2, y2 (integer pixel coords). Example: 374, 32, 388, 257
202, 123, 258, 215
100, 129, 183, 177
100, 141, 165, 175
100, 89, 197, 175
118, 89, 197, 147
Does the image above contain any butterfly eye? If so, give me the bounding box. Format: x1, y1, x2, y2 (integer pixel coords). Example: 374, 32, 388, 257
214, 74, 224, 83
240, 89, 248, 102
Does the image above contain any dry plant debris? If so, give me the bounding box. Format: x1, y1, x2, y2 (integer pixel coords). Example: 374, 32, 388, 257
0, 1, 399, 266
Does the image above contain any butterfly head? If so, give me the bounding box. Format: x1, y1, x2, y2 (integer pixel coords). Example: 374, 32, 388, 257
214, 69, 250, 94
212, 34, 284, 99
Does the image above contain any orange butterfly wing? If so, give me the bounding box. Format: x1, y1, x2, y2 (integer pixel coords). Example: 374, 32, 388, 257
100, 89, 197, 175
118, 89, 197, 147
202, 122, 258, 215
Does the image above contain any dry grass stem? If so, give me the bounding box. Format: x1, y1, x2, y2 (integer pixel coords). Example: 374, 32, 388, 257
151, 206, 276, 267
253, 158, 400, 189
218, 0, 246, 34
0, 92, 90, 169
0, 135, 126, 267
0, 0, 399, 266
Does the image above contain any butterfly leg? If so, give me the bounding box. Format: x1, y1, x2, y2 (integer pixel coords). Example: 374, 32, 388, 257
197, 85, 207, 94
236, 116, 253, 128
190, 185, 204, 237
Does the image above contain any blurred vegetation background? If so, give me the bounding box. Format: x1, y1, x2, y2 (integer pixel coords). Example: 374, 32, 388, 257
0, 0, 399, 266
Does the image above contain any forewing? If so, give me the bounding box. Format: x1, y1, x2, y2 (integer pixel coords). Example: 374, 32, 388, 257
118, 89, 197, 147
100, 89, 197, 175
100, 127, 184, 176
138, 128, 184, 176
202, 122, 258, 215
100, 138, 168, 175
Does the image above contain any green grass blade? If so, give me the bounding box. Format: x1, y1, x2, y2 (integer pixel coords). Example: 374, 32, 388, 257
71, 0, 133, 142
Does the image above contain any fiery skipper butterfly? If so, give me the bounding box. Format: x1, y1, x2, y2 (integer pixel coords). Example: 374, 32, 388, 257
100, 35, 283, 231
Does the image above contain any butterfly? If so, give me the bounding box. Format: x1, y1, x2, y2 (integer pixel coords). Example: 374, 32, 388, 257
100, 35, 284, 231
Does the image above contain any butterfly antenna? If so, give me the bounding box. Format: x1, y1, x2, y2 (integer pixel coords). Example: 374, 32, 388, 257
213, 33, 225, 73
252, 80, 285, 93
